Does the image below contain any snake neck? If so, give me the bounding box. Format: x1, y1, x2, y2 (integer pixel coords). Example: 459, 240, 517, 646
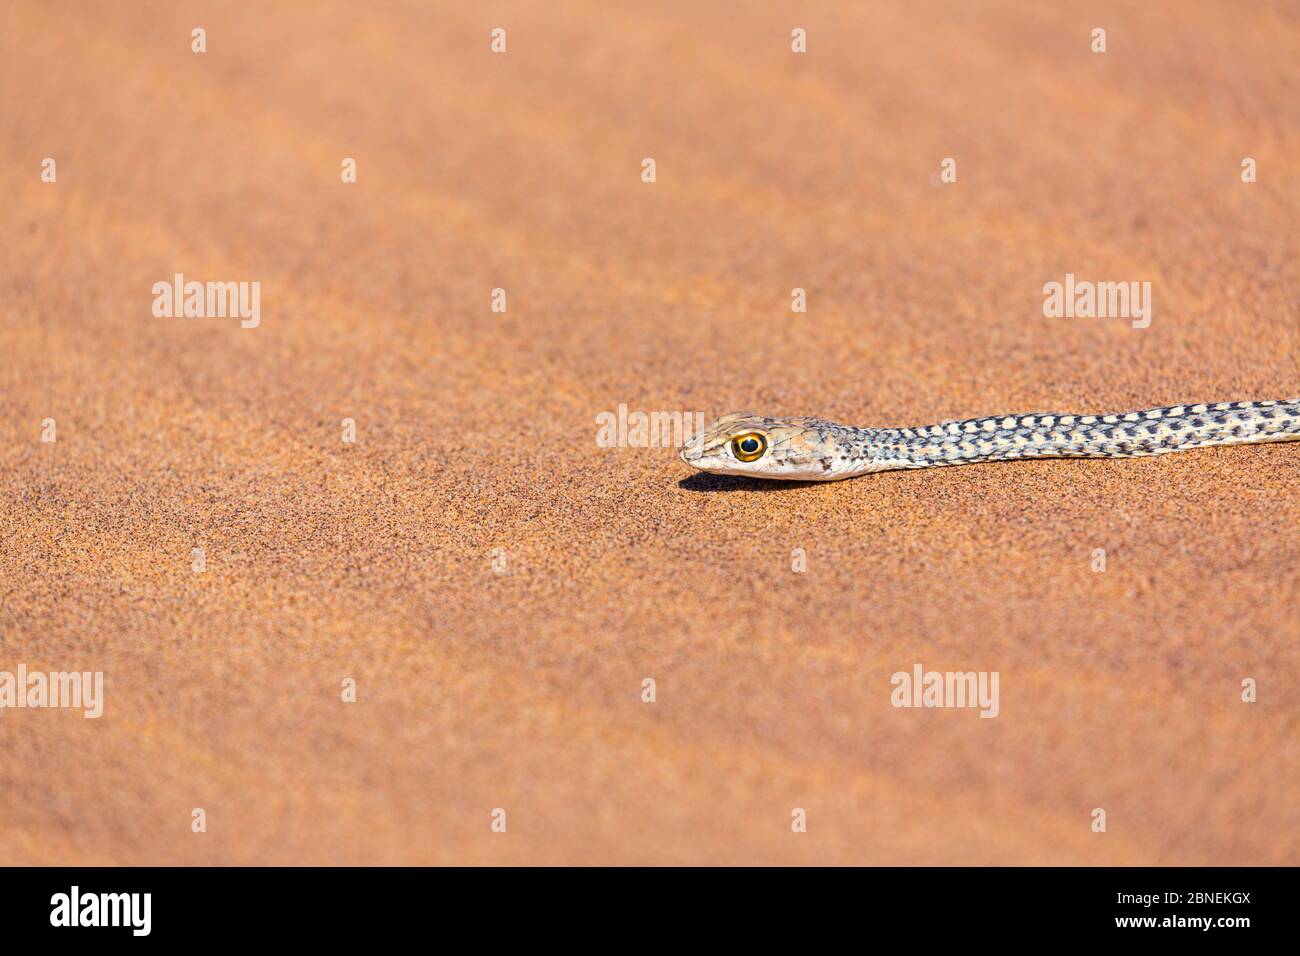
859, 399, 1300, 473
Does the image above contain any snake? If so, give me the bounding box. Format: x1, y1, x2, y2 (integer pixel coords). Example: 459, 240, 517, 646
679, 399, 1300, 481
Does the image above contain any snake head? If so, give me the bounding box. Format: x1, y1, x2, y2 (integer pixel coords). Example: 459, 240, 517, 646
680, 412, 852, 480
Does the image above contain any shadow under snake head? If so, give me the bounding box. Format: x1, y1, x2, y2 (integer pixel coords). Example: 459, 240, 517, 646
679, 411, 861, 480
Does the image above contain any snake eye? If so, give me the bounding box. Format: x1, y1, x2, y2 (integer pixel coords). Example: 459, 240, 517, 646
731, 432, 768, 462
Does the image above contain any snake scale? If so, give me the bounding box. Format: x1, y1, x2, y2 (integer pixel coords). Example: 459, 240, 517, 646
680, 399, 1300, 481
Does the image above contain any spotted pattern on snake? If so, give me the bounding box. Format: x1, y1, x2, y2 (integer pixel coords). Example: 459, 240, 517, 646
679, 399, 1300, 481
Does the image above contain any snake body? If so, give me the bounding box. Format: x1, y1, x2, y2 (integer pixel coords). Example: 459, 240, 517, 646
680, 399, 1300, 481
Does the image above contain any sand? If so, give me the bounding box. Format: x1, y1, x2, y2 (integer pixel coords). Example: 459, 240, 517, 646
1, 0, 1297, 865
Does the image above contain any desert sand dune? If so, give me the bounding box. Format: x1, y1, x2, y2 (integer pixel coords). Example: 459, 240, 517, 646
1, 0, 1297, 865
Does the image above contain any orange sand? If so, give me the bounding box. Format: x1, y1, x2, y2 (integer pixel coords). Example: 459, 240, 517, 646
1, 0, 1297, 865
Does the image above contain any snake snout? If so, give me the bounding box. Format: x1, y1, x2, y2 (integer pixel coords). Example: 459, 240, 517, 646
679, 435, 708, 464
